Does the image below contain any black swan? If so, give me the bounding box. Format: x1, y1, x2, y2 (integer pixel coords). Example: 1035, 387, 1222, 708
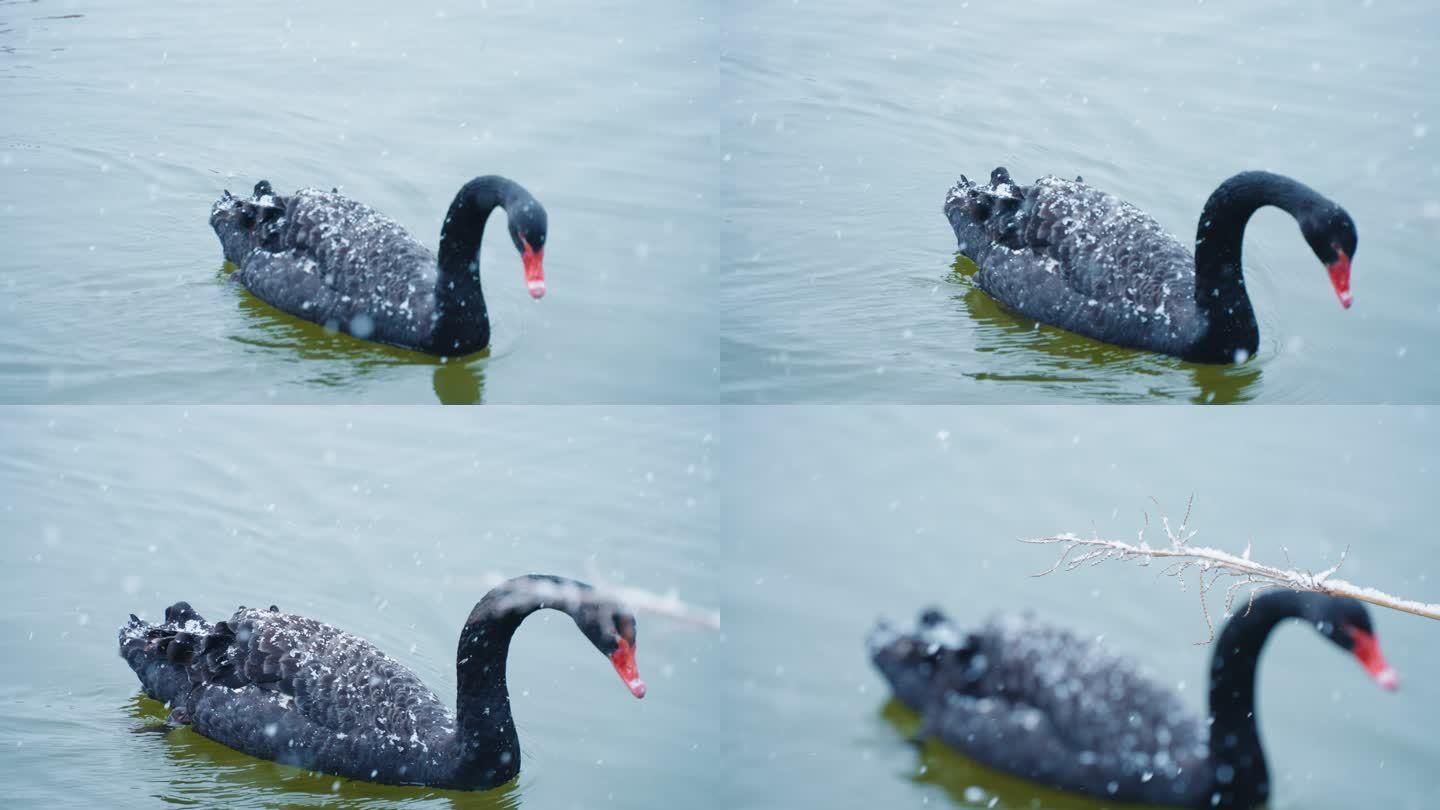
944, 169, 1357, 363
210, 175, 547, 356
869, 592, 1397, 808
118, 575, 645, 790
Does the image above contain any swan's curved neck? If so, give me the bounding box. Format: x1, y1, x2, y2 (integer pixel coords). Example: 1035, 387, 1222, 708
1205, 591, 1309, 807
1190, 171, 1324, 356
451, 575, 593, 787
432, 176, 532, 354
437, 176, 529, 278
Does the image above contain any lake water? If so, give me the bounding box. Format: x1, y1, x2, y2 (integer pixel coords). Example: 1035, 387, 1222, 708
0, 407, 719, 808
721, 0, 1440, 403
8, 2, 1434, 406
2, 1, 1437, 809
1, 1, 716, 404
1, 406, 1436, 808
722, 405, 1436, 809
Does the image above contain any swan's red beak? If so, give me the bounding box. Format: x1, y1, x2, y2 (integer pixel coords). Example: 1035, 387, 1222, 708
1348, 627, 1398, 691
1327, 250, 1352, 309
522, 243, 545, 300
609, 637, 646, 698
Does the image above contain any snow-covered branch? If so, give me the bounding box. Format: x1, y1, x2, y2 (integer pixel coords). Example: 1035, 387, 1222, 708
1022, 498, 1439, 641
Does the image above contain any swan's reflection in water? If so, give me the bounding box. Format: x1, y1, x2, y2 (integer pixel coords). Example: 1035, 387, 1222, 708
128, 695, 523, 808
879, 700, 1141, 810
226, 271, 487, 404
432, 360, 486, 404
949, 256, 1263, 404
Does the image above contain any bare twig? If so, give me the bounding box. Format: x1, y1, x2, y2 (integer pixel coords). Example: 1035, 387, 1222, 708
1023, 500, 1440, 636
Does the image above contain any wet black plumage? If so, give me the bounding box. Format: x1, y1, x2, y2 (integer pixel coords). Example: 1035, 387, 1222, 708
209, 175, 547, 356
119, 575, 644, 790
944, 168, 1357, 363
869, 592, 1394, 808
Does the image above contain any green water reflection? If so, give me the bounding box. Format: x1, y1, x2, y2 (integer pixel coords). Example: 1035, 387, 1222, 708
949, 256, 1263, 404
127, 696, 523, 809
227, 270, 487, 405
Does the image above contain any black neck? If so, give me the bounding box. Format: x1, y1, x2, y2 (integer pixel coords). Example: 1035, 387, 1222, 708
1205, 590, 1316, 807
452, 575, 594, 787
432, 176, 533, 355
1190, 171, 1326, 358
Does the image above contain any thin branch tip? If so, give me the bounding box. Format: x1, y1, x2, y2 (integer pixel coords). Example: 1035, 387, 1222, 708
1021, 499, 1440, 626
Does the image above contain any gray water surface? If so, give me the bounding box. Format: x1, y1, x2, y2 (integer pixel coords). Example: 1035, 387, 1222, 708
2, 1, 716, 403
721, 1, 1440, 402
1, 405, 1435, 809
3, 2, 1438, 810
5, 1, 1435, 404
0, 407, 718, 808
723, 405, 1436, 809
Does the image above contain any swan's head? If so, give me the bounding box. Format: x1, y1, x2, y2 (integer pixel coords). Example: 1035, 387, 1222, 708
575, 599, 646, 699
1300, 204, 1358, 309
506, 201, 548, 300
210, 181, 285, 264
1302, 594, 1398, 691
868, 608, 971, 711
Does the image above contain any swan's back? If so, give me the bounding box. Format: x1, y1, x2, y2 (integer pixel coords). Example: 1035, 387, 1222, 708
211, 184, 449, 351
119, 601, 458, 783
280, 189, 437, 287
944, 169, 1209, 356
961, 614, 1204, 757
871, 610, 1210, 805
